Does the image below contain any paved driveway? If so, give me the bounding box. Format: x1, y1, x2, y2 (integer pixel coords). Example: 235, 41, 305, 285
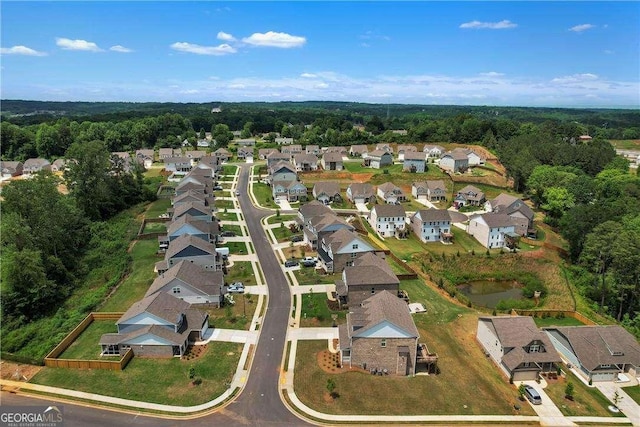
521, 380, 576, 426
355, 202, 369, 213
276, 198, 292, 210
595, 382, 640, 426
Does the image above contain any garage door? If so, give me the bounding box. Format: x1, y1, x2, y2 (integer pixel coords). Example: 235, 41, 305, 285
591, 372, 616, 382
512, 370, 538, 382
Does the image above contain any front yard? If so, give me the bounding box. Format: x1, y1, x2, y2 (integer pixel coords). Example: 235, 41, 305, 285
293, 267, 339, 286
252, 182, 279, 208
225, 261, 257, 287
266, 214, 297, 224
222, 241, 249, 255
31, 342, 242, 406
624, 385, 640, 405
299, 293, 345, 327
206, 294, 253, 330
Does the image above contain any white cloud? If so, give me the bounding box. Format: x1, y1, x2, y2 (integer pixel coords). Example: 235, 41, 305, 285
300, 73, 317, 78
217, 31, 236, 42
569, 24, 596, 32
0, 45, 47, 56
479, 71, 505, 77
109, 45, 133, 53
459, 20, 517, 29
551, 73, 599, 84
56, 37, 103, 52
170, 42, 237, 56
242, 31, 306, 48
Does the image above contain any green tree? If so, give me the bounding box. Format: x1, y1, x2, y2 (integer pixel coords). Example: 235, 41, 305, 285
199, 127, 206, 140
518, 383, 526, 400
212, 124, 232, 148
241, 121, 254, 138
35, 123, 63, 159
541, 187, 575, 224
565, 382, 574, 400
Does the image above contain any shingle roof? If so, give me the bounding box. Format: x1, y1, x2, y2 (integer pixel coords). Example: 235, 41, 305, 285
173, 190, 206, 205
173, 201, 211, 219
397, 144, 418, 153
294, 153, 318, 164
324, 228, 364, 253
23, 158, 51, 169
145, 260, 223, 298
371, 204, 406, 218
119, 292, 192, 325
490, 193, 534, 221
349, 290, 418, 338
167, 214, 218, 237
367, 149, 389, 158
348, 183, 375, 198
546, 325, 640, 371
313, 181, 340, 197
442, 151, 468, 161
377, 182, 403, 195
350, 145, 368, 154
269, 161, 296, 175
165, 234, 216, 259
164, 156, 191, 164
344, 253, 399, 287
413, 209, 453, 223
322, 152, 343, 163
403, 151, 426, 161
427, 180, 446, 191
475, 213, 514, 228
299, 200, 333, 220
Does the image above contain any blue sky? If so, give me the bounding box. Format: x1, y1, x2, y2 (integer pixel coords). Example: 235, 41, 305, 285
1, 1, 639, 107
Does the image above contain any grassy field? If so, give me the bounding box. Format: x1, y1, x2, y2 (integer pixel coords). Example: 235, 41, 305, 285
99, 239, 161, 311
272, 224, 297, 242
293, 267, 339, 286
624, 385, 640, 405
215, 199, 234, 210
533, 316, 585, 328
610, 139, 640, 150
299, 293, 345, 327
145, 198, 172, 218
216, 211, 239, 221
222, 165, 238, 175
31, 342, 242, 406
222, 241, 248, 255
226, 261, 257, 287
266, 214, 297, 224
220, 224, 243, 236
206, 294, 253, 330
252, 182, 279, 208
59, 321, 118, 360
142, 221, 166, 233
543, 369, 622, 417
380, 227, 485, 261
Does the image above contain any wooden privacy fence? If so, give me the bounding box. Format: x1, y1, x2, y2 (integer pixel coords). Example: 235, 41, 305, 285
511, 309, 596, 325
44, 312, 133, 370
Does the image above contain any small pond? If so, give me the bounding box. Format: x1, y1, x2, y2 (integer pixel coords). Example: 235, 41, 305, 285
457, 279, 524, 308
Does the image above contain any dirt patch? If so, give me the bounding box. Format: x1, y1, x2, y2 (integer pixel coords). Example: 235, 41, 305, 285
316, 350, 367, 375
0, 361, 43, 382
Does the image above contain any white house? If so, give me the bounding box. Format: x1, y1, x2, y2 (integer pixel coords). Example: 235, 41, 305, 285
467, 213, 517, 249
410, 209, 466, 244
402, 151, 427, 173
363, 150, 393, 169
368, 204, 407, 239
423, 145, 445, 159
439, 151, 468, 173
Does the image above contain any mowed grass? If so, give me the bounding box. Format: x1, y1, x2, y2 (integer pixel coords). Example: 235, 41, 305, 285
623, 385, 640, 405
216, 211, 239, 222
142, 221, 166, 233
223, 241, 249, 255
272, 225, 297, 242
206, 294, 253, 330
215, 199, 235, 209
99, 239, 161, 311
299, 293, 345, 327
226, 261, 257, 287
252, 182, 279, 208
544, 369, 623, 417
222, 165, 238, 175
59, 321, 118, 360
293, 268, 340, 286
220, 224, 243, 235
266, 214, 297, 224
31, 342, 242, 406
145, 198, 172, 218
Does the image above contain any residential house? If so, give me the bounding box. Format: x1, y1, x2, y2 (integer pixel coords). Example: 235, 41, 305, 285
339, 290, 419, 376
164, 214, 219, 244
454, 185, 486, 208
237, 147, 254, 160
172, 190, 213, 208
185, 151, 206, 164
272, 180, 307, 202
412, 180, 447, 202
231, 130, 242, 138
312, 181, 342, 205
266, 151, 291, 167
335, 253, 399, 307
305, 145, 320, 155
275, 137, 294, 145
164, 157, 192, 175
197, 139, 209, 148
467, 213, 517, 249
368, 204, 407, 238
477, 316, 561, 381
375, 143, 393, 154
172, 201, 213, 222
155, 234, 221, 274
397, 144, 418, 161
298, 200, 332, 225
303, 210, 354, 250
235, 138, 256, 146
323, 146, 348, 155
439, 151, 469, 173
258, 148, 278, 160
23, 158, 52, 175
411, 209, 467, 244
159, 148, 181, 160
464, 148, 483, 166
293, 153, 319, 172
346, 183, 376, 204
145, 261, 224, 306
99, 292, 209, 358
268, 161, 297, 183
320, 152, 344, 171
281, 144, 303, 158
196, 156, 220, 174
544, 325, 640, 383
51, 159, 68, 173
485, 193, 535, 237
423, 145, 446, 159
376, 182, 407, 204
349, 144, 368, 157
214, 148, 231, 163
0, 161, 23, 178
392, 129, 408, 136
318, 228, 375, 273
174, 180, 206, 198
136, 149, 155, 168
363, 150, 393, 169
402, 152, 427, 173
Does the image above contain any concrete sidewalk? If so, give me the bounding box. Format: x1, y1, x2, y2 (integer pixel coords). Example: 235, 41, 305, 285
287, 327, 338, 341
595, 383, 640, 426
198, 328, 258, 345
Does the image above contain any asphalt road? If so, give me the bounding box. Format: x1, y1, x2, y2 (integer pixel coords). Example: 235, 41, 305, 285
1, 164, 308, 427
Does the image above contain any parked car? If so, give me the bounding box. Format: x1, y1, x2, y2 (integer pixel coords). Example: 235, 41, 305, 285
284, 259, 299, 267
302, 259, 316, 267
523, 385, 542, 405
227, 282, 245, 293
290, 235, 303, 242
303, 256, 317, 262
213, 185, 223, 191
221, 230, 236, 237
235, 190, 241, 196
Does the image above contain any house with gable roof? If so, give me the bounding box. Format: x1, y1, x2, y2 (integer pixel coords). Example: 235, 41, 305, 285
363, 150, 393, 169
412, 180, 447, 202
397, 144, 418, 161
293, 153, 319, 172
23, 158, 51, 175
0, 161, 23, 178
321, 152, 344, 171
423, 145, 445, 159
318, 228, 375, 273
454, 185, 486, 208
485, 193, 535, 237
312, 181, 342, 205
376, 182, 407, 204
402, 151, 426, 173
411, 209, 467, 244
155, 234, 221, 274
335, 252, 400, 307
214, 148, 231, 163
349, 144, 368, 157
368, 204, 407, 238
303, 211, 354, 250
145, 260, 224, 306
439, 151, 469, 173
467, 213, 517, 249
338, 290, 419, 376
477, 316, 561, 381
346, 183, 376, 204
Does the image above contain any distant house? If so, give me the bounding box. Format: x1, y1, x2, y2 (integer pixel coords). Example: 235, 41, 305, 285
237, 147, 254, 160
293, 153, 319, 172
51, 159, 69, 173
477, 316, 561, 382
318, 228, 376, 273
145, 260, 224, 306
214, 148, 231, 163
159, 148, 181, 160
464, 149, 483, 166
164, 157, 192, 175
402, 152, 426, 173
172, 201, 213, 222
23, 158, 51, 175
579, 135, 593, 142
164, 214, 219, 244
375, 143, 393, 154
412, 180, 447, 202
298, 200, 332, 225
196, 156, 220, 174
485, 194, 535, 237
235, 138, 256, 146
397, 144, 417, 161
338, 290, 419, 376
272, 180, 307, 202
282, 144, 303, 158
258, 148, 278, 160
321, 152, 344, 171
323, 146, 348, 155
305, 145, 320, 155
392, 129, 408, 136
346, 183, 376, 204
454, 185, 486, 208
155, 234, 221, 274
376, 182, 407, 204
349, 144, 368, 157
335, 253, 399, 307
0, 161, 23, 178
439, 151, 469, 173
268, 161, 297, 183
275, 137, 294, 145
135, 149, 155, 168
363, 150, 393, 169
368, 204, 407, 238
172, 190, 213, 208
423, 145, 445, 159
302, 210, 354, 250
411, 209, 466, 244
266, 151, 291, 167
99, 292, 209, 358
544, 325, 640, 383
467, 213, 517, 249
312, 181, 342, 205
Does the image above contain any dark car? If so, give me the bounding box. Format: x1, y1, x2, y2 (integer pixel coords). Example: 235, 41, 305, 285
284, 259, 299, 267
301, 259, 316, 267
289, 235, 303, 242
221, 230, 236, 237
213, 185, 223, 191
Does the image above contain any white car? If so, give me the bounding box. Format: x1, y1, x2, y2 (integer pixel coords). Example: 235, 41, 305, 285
227, 282, 245, 293
235, 190, 241, 196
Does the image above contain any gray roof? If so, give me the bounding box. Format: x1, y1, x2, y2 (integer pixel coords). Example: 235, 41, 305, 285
172, 190, 206, 205
367, 149, 390, 158
427, 180, 446, 191
259, 148, 278, 157
475, 213, 514, 228
423, 145, 445, 152
310, 214, 354, 233
546, 325, 640, 371
490, 193, 534, 221
119, 292, 192, 325
377, 182, 404, 196
173, 201, 211, 219
403, 151, 426, 161
348, 183, 375, 198
294, 153, 319, 164
0, 161, 23, 171
167, 214, 218, 237
299, 200, 332, 220
166, 234, 216, 259
457, 185, 485, 201
145, 260, 223, 298
350, 145, 368, 154
214, 148, 231, 155
23, 158, 51, 169
267, 152, 290, 161
269, 161, 296, 175
164, 156, 191, 164
322, 152, 343, 163
344, 253, 399, 287
413, 209, 454, 223
136, 149, 155, 158
349, 290, 418, 338
442, 151, 468, 161
324, 228, 364, 253
397, 144, 418, 153
313, 181, 340, 197
371, 204, 406, 218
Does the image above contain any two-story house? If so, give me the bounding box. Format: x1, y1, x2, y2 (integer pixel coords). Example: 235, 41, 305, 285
155, 234, 221, 274
411, 209, 466, 244
258, 148, 278, 160
346, 183, 376, 204
281, 144, 303, 159
312, 181, 342, 205
485, 193, 535, 237
213, 148, 231, 163
467, 213, 517, 249
305, 145, 320, 155
318, 228, 375, 273
1, 161, 24, 178
402, 152, 426, 173
423, 145, 445, 159
145, 260, 224, 306
363, 150, 393, 169
396, 144, 418, 161
349, 144, 368, 157
164, 156, 192, 175
266, 151, 291, 167
303, 211, 354, 250
368, 204, 407, 238
293, 153, 319, 172
23, 158, 52, 175
135, 149, 155, 169
376, 182, 407, 204
439, 151, 469, 173
335, 252, 399, 307
454, 185, 486, 208
411, 180, 447, 202
321, 152, 344, 171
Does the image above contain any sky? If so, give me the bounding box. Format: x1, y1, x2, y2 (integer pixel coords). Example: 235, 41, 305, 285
1, 1, 639, 108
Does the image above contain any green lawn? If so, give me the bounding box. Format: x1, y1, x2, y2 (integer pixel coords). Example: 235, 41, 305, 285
252, 182, 279, 209
206, 294, 253, 330
31, 342, 242, 406
266, 214, 297, 224
293, 268, 340, 286
215, 199, 235, 209
216, 211, 239, 221
143, 165, 165, 178
220, 224, 243, 236
225, 261, 257, 286
544, 369, 623, 417
100, 239, 161, 311
610, 139, 640, 150
222, 241, 248, 255
222, 165, 238, 175
59, 320, 118, 360
399, 279, 470, 325
142, 221, 166, 233
145, 198, 172, 218
623, 385, 640, 405
299, 293, 345, 327
344, 163, 404, 174
272, 225, 296, 242
533, 316, 585, 328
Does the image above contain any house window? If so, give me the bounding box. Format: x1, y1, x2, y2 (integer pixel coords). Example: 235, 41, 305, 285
600, 364, 611, 368
346, 261, 354, 267
351, 253, 357, 258
371, 287, 375, 294
352, 244, 358, 249
529, 344, 540, 353
172, 287, 181, 294
381, 339, 387, 348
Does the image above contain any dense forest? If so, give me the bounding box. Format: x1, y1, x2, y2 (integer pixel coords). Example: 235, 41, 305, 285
1, 100, 639, 341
